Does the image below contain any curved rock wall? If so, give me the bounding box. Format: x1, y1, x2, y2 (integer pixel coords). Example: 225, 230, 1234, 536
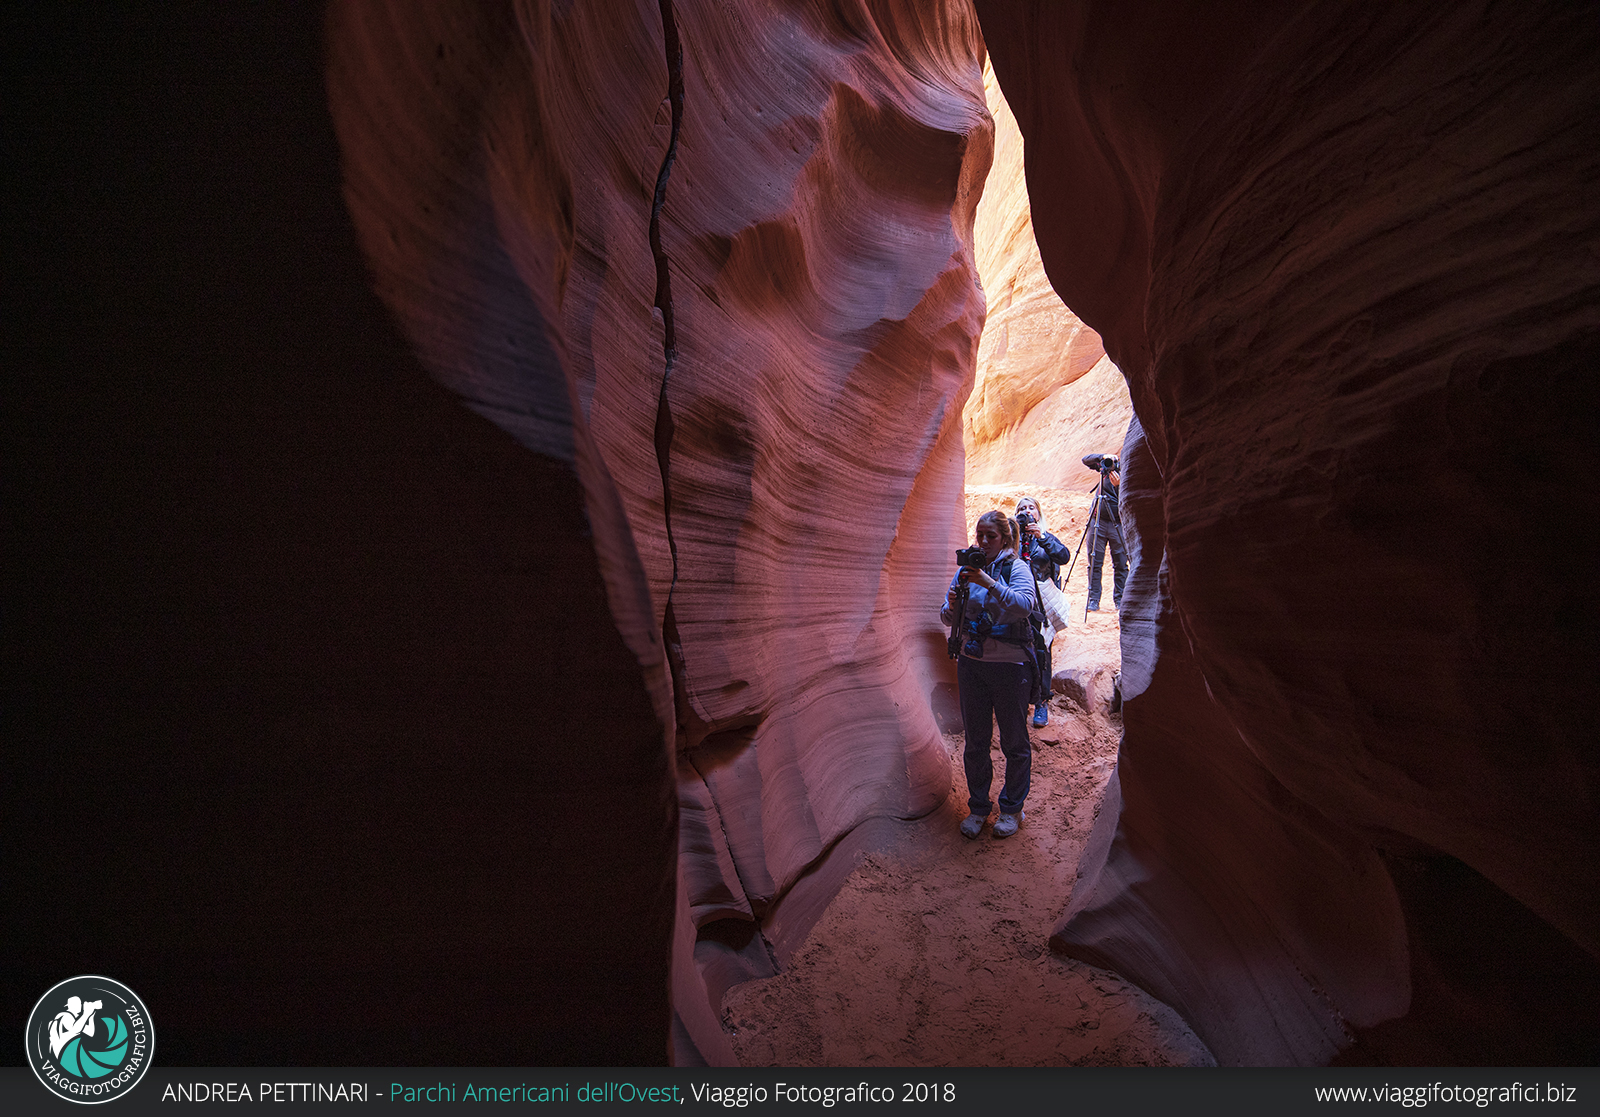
328, 0, 991, 1063
979, 0, 1600, 1064
23, 0, 1596, 1071
964, 60, 1130, 493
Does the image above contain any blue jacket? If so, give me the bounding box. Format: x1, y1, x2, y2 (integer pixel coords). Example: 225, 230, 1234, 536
939, 549, 1038, 663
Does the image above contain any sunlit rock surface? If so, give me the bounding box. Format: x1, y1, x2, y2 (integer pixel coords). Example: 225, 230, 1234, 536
979, 0, 1600, 1065
328, 0, 991, 1063
964, 61, 1130, 493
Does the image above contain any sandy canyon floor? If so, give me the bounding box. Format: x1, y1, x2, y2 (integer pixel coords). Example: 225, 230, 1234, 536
720, 596, 1216, 1067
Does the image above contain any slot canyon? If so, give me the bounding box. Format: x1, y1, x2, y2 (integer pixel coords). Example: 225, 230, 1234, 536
7, 0, 1597, 1071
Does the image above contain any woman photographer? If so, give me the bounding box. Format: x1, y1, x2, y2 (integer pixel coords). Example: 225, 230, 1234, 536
939, 510, 1038, 839
1015, 495, 1073, 727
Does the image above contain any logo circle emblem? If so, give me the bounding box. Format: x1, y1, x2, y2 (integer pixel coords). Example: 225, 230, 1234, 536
25, 976, 154, 1104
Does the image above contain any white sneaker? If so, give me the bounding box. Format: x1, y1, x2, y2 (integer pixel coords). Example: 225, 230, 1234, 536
959, 812, 986, 839
993, 811, 1024, 838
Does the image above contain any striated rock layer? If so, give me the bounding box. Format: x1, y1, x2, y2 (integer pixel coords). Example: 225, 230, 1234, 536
328, 0, 991, 1063
978, 0, 1600, 1064
964, 60, 1130, 493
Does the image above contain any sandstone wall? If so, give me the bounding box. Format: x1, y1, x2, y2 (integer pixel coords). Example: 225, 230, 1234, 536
978, 0, 1600, 1064
328, 0, 991, 1063
964, 61, 1130, 494
20, 0, 1597, 1070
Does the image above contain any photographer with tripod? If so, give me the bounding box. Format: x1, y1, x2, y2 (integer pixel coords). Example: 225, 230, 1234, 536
1015, 496, 1073, 727
1078, 451, 1127, 612
940, 511, 1039, 840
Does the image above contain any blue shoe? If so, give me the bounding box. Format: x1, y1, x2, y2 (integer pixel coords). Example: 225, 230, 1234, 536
959, 812, 986, 839
1032, 704, 1048, 728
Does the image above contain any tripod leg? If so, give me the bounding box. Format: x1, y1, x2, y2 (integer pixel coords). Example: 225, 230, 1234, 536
1082, 485, 1103, 621
1063, 492, 1097, 586
1084, 522, 1098, 621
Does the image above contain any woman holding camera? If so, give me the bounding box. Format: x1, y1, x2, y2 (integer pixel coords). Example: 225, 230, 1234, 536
940, 510, 1038, 839
1015, 495, 1074, 727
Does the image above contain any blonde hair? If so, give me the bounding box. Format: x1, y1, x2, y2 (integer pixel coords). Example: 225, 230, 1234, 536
1015, 494, 1046, 529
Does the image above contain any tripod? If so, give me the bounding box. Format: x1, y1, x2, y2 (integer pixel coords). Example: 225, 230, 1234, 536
945, 582, 970, 660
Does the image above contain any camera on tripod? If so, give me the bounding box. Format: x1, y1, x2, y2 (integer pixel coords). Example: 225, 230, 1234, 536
1098, 456, 1120, 473
955, 546, 988, 569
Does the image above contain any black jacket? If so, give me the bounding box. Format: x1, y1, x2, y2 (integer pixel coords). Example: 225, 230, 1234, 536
1019, 528, 1071, 589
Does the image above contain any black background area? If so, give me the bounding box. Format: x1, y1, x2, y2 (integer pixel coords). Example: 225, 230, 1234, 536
2, 4, 673, 1065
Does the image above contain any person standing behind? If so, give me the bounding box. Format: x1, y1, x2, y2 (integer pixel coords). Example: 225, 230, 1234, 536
1015, 495, 1072, 727
940, 511, 1038, 839
1080, 451, 1127, 611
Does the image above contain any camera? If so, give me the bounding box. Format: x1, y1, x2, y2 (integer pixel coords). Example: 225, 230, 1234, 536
1014, 510, 1036, 559
955, 546, 987, 569
1099, 456, 1120, 473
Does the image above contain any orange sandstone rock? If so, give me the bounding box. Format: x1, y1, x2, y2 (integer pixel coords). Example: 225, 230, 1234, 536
329, 0, 991, 1064
964, 61, 1130, 493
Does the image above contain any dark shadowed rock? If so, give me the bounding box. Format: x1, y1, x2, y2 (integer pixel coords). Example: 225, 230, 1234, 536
980, 0, 1600, 1066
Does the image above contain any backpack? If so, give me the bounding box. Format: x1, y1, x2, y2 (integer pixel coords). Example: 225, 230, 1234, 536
989, 556, 1050, 677
1000, 556, 1051, 704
